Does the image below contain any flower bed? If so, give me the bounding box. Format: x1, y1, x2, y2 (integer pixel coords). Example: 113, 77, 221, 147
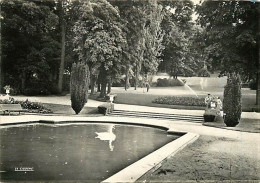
152, 96, 205, 106
0, 98, 52, 113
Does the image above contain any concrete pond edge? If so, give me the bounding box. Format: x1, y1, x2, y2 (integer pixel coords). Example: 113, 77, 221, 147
0, 118, 199, 183
102, 132, 199, 183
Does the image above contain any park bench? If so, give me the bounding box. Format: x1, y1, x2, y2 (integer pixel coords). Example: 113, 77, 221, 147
0, 104, 27, 115
98, 103, 114, 115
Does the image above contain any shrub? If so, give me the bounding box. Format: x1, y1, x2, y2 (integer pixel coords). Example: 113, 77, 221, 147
70, 62, 90, 114
152, 96, 205, 106
0, 98, 52, 113
157, 78, 184, 87
223, 73, 242, 127
157, 78, 168, 86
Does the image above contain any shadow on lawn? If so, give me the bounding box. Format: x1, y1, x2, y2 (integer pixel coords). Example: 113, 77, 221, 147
42, 103, 102, 116
203, 115, 260, 133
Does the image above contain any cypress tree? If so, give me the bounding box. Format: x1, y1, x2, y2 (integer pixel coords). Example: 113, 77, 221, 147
223, 73, 242, 127
70, 62, 90, 114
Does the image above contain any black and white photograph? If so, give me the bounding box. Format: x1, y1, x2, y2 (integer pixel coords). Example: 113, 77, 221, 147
0, 0, 259, 182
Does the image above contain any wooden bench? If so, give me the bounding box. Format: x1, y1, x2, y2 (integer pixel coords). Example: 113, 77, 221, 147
0, 104, 27, 115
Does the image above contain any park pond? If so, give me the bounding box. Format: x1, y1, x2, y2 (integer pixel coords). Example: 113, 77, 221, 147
0, 123, 180, 182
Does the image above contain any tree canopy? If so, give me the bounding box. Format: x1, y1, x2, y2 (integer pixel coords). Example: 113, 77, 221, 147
72, 0, 125, 97
1, 0, 60, 94
196, 1, 259, 80
1, 0, 257, 102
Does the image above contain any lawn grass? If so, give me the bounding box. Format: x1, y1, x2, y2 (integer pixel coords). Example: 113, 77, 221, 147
105, 91, 257, 112
114, 93, 206, 110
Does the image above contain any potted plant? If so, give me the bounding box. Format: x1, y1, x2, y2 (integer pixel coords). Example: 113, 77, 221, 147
3, 85, 11, 95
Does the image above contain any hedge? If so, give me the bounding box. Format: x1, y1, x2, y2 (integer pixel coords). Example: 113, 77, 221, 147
157, 78, 184, 87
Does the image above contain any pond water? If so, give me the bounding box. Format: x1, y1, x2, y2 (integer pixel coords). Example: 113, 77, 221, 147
0, 123, 180, 182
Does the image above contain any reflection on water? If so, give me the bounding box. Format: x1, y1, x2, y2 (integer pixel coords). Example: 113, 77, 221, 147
95, 125, 116, 151
0, 123, 180, 182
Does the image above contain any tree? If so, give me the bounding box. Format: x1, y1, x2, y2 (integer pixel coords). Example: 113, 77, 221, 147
142, 0, 164, 78
158, 0, 198, 78
196, 1, 259, 103
72, 0, 125, 97
159, 0, 194, 32
56, 0, 76, 94
161, 19, 190, 78
115, 0, 164, 90
1, 0, 60, 95
57, 0, 66, 94
70, 62, 89, 114
189, 26, 209, 76
159, 5, 195, 78
114, 1, 147, 90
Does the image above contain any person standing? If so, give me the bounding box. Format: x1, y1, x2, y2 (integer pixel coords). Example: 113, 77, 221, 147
216, 97, 223, 116
146, 82, 150, 92
205, 94, 212, 108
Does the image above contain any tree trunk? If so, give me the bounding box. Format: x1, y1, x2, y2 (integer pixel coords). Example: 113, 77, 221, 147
21, 71, 26, 93
107, 78, 112, 94
57, 1, 66, 94
257, 18, 260, 105
135, 65, 138, 90
257, 72, 260, 105
99, 68, 107, 98
90, 75, 95, 95
100, 79, 107, 98
97, 74, 101, 92
257, 34, 260, 105
97, 83, 101, 92
125, 66, 130, 91
0, 13, 2, 94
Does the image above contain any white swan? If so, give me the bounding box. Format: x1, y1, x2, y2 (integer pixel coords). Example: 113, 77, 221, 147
95, 125, 116, 151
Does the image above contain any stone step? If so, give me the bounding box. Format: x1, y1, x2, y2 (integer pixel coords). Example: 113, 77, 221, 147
108, 110, 204, 123
112, 110, 203, 119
